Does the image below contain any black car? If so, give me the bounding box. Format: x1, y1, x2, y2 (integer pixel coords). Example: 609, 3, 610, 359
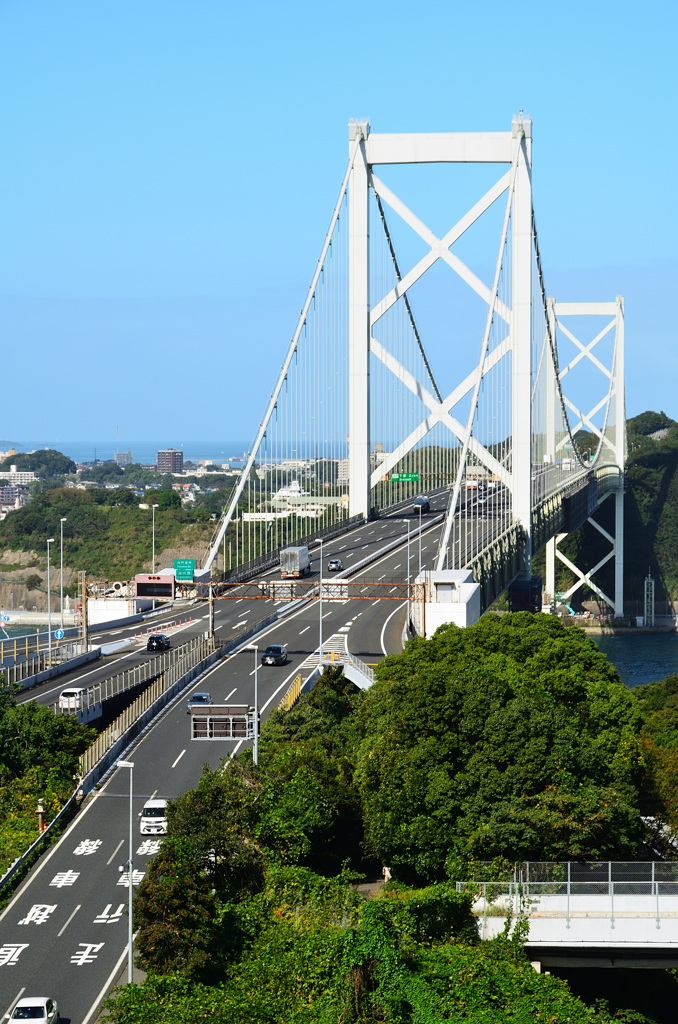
147, 633, 171, 652
261, 644, 288, 666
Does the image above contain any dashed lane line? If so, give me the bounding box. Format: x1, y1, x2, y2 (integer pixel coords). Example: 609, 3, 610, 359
57, 903, 81, 937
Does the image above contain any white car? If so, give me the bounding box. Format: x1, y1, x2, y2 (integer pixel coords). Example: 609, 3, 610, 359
139, 798, 168, 835
6, 997, 59, 1022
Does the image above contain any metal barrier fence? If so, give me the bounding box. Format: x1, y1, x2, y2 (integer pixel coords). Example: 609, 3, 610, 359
79, 635, 216, 777
456, 862, 678, 931
52, 635, 206, 715
2, 639, 89, 684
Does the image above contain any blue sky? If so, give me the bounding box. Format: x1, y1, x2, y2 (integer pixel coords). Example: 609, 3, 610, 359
1, 0, 676, 447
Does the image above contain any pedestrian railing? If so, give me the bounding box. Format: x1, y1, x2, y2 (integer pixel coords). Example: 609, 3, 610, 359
456, 862, 678, 931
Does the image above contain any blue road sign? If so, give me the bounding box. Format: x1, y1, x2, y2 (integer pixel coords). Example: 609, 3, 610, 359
54, 628, 65, 640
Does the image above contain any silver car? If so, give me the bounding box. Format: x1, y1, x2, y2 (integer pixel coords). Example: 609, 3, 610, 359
6, 998, 59, 1022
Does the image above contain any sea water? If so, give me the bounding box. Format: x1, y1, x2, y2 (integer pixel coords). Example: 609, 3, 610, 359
591, 634, 678, 689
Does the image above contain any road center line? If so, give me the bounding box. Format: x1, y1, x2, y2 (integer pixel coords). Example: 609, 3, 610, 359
171, 749, 186, 769
2, 990, 25, 1022
57, 903, 81, 937
106, 839, 124, 866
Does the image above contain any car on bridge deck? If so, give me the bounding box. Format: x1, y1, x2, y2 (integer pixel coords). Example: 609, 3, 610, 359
147, 633, 171, 652
140, 798, 168, 835
327, 557, 343, 571
187, 691, 212, 712
6, 997, 59, 1022
261, 644, 288, 666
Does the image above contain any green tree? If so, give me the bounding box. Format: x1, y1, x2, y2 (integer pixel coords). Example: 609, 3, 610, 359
133, 837, 222, 981
354, 613, 643, 877
154, 489, 181, 510
0, 449, 76, 477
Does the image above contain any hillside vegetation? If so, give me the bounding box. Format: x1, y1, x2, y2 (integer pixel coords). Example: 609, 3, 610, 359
0, 488, 213, 582
552, 410, 678, 605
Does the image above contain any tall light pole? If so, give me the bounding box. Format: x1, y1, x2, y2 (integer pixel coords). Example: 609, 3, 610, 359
46, 538, 55, 655
404, 520, 411, 624
319, 537, 323, 663
418, 505, 423, 576
59, 518, 67, 629
151, 504, 159, 573
246, 645, 259, 765
116, 760, 135, 984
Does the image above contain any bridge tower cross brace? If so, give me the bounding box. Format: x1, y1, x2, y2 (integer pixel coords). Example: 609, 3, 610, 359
347, 116, 536, 582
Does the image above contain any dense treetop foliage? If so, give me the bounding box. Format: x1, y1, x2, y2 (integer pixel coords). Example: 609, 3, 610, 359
0, 449, 77, 477
355, 613, 643, 874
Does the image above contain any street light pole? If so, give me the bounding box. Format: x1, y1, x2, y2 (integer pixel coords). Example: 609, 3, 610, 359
59, 518, 67, 629
151, 504, 159, 573
246, 645, 259, 765
116, 760, 135, 985
319, 537, 323, 663
46, 538, 55, 655
418, 506, 423, 576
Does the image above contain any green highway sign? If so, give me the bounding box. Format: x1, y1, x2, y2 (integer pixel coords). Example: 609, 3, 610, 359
174, 558, 196, 582
391, 472, 420, 482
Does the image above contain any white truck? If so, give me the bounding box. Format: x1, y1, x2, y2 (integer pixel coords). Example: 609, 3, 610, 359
279, 545, 311, 578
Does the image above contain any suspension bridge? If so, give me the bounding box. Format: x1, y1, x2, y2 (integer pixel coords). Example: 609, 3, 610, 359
201, 114, 625, 626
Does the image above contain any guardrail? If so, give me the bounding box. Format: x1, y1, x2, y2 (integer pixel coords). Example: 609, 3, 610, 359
79, 635, 217, 777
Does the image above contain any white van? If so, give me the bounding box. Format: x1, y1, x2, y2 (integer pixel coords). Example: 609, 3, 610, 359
58, 686, 89, 711
140, 798, 168, 835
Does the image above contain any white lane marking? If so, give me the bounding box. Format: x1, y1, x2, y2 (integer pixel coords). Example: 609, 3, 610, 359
389, 587, 397, 593
345, 552, 353, 557
360, 587, 368, 593
322, 611, 332, 618
339, 544, 347, 550
233, 621, 249, 629
150, 789, 158, 800
392, 564, 402, 569
171, 749, 186, 769
229, 739, 244, 759
371, 600, 381, 606
362, 544, 369, 549
109, 630, 124, 636
236, 598, 244, 603
57, 903, 81, 937
338, 627, 350, 633
2, 990, 25, 1022
249, 668, 257, 676
225, 687, 237, 700
81, 936, 137, 1024
378, 574, 386, 580
380, 603, 405, 656
106, 839, 124, 866
299, 626, 310, 634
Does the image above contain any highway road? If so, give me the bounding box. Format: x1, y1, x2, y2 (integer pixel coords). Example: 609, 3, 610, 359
0, 490, 502, 1022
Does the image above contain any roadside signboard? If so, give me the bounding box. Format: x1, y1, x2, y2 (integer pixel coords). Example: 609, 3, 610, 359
391, 472, 420, 482
174, 558, 196, 582
54, 629, 65, 640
